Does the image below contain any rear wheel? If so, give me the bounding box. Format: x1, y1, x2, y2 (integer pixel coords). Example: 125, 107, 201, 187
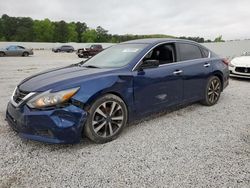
201, 76, 221, 106
22, 52, 29, 57
0, 52, 5, 57
84, 94, 128, 143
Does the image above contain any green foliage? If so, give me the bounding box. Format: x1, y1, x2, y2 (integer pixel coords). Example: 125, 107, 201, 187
33, 19, 55, 42
96, 26, 111, 42
67, 22, 78, 42
0, 14, 216, 43
0, 18, 4, 41
75, 22, 87, 42
81, 29, 98, 42
53, 21, 69, 42
214, 35, 225, 42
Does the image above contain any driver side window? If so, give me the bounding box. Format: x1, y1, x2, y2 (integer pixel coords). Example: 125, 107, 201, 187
143, 43, 176, 66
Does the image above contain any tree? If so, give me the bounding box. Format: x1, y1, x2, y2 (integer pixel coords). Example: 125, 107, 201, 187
67, 22, 78, 42
214, 35, 225, 42
14, 17, 34, 41
53, 21, 69, 42
0, 18, 5, 41
81, 29, 98, 42
96, 26, 110, 42
75, 22, 87, 42
1, 14, 18, 41
33, 19, 55, 42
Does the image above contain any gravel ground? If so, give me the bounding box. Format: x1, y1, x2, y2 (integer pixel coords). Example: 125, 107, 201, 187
0, 51, 249, 188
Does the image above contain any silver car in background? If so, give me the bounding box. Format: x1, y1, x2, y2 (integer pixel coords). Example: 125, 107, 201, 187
0, 45, 34, 57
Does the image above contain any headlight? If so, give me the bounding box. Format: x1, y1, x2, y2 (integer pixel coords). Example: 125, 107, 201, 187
229, 62, 235, 67
27, 87, 80, 109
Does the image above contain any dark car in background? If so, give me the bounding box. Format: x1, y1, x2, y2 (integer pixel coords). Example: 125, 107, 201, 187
76, 44, 103, 58
0, 45, 33, 57
52, 45, 74, 53
6, 38, 229, 144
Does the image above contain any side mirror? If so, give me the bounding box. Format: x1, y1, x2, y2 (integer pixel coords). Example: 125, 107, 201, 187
140, 59, 159, 70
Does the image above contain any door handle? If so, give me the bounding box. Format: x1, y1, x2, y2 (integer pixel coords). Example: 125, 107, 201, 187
173, 70, 183, 75
204, 63, 210, 67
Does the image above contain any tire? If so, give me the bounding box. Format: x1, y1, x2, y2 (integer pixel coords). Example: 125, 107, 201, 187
83, 53, 89, 58
22, 52, 29, 57
201, 76, 222, 106
78, 54, 84, 58
0, 52, 5, 57
84, 94, 128, 143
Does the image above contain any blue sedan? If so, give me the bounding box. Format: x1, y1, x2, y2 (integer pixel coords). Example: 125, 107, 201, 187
6, 39, 229, 144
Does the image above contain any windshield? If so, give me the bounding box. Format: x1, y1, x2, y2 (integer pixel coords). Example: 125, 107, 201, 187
83, 44, 147, 68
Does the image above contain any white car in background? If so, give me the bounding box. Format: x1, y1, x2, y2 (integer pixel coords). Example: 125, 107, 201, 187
229, 52, 250, 78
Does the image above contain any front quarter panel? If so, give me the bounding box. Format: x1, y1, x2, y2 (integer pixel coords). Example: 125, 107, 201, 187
72, 73, 134, 114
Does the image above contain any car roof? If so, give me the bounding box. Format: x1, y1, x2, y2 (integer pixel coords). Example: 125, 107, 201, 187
122, 38, 200, 46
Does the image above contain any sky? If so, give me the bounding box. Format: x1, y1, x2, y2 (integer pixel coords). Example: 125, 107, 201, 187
0, 0, 250, 40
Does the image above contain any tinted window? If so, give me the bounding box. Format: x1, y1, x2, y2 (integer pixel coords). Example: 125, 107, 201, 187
178, 43, 202, 61
201, 48, 209, 57
17, 46, 25, 49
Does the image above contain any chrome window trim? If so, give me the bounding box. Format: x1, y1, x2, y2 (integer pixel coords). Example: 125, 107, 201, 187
132, 42, 169, 71
132, 42, 211, 71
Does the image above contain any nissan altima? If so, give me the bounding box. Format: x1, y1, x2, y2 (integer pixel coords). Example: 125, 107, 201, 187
6, 39, 229, 144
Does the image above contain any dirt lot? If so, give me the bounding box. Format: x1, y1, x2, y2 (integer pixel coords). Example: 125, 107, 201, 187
0, 51, 249, 187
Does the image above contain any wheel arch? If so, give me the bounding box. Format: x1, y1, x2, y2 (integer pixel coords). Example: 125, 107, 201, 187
22, 51, 29, 55
0, 51, 6, 55
85, 90, 129, 112
212, 71, 224, 91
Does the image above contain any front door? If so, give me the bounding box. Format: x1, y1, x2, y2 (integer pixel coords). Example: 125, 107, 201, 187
133, 43, 183, 115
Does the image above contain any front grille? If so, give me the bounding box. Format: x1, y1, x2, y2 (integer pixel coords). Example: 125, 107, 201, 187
13, 88, 30, 104
235, 67, 250, 73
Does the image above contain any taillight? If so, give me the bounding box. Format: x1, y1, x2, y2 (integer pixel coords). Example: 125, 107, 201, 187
222, 58, 229, 66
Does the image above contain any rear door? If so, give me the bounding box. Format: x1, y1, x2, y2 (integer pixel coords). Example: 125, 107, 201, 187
176, 42, 212, 102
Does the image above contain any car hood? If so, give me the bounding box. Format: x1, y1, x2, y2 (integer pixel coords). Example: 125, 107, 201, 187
18, 65, 114, 92
231, 56, 250, 67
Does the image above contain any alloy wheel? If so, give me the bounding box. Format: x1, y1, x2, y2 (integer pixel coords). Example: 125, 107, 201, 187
208, 78, 221, 104
92, 101, 124, 138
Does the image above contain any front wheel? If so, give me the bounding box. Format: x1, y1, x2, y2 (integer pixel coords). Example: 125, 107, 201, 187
83, 53, 89, 58
201, 76, 222, 106
22, 52, 29, 57
84, 94, 128, 143
0, 52, 5, 57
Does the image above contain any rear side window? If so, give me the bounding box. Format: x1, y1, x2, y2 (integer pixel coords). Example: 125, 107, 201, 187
201, 48, 210, 58
178, 43, 203, 61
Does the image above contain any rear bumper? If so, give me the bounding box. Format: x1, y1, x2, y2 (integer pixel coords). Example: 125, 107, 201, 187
6, 102, 87, 144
